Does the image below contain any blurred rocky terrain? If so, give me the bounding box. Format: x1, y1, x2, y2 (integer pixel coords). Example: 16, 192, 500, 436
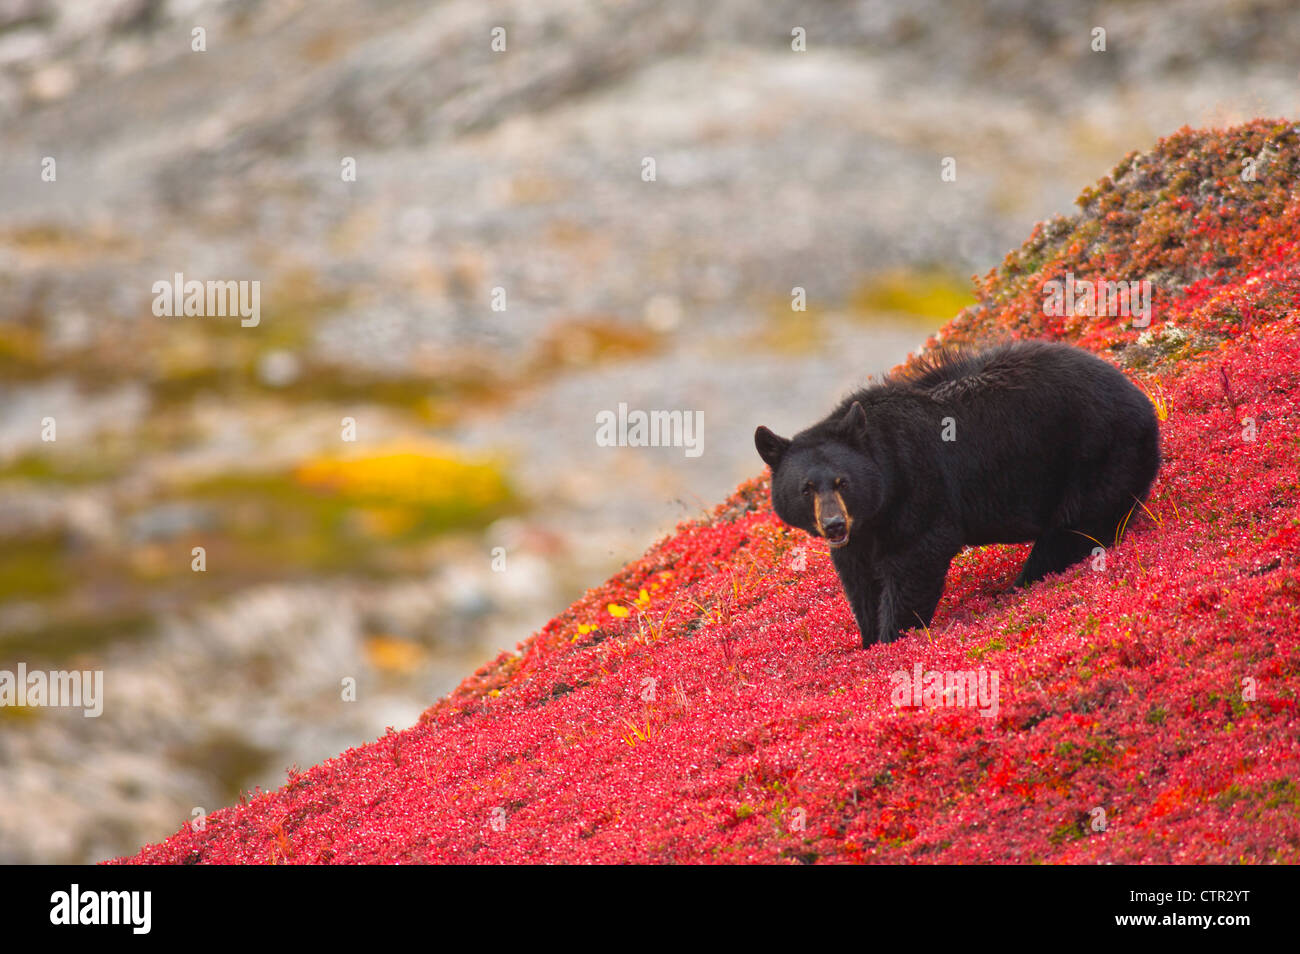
0, 0, 1296, 862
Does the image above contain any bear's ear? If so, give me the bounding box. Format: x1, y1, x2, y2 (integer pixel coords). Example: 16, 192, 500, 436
754, 426, 791, 470
840, 401, 868, 436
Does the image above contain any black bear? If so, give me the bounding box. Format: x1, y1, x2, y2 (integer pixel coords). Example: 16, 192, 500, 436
754, 340, 1161, 647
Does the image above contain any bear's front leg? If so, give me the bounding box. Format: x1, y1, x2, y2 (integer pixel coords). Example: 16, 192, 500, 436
830, 544, 877, 647
874, 537, 959, 644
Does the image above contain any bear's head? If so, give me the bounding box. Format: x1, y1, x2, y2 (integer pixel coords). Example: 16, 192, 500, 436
754, 401, 885, 549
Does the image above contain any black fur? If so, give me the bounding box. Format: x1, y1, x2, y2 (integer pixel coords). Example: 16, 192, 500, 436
755, 340, 1161, 647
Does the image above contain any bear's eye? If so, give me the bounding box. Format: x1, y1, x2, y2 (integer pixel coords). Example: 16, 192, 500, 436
802, 481, 813, 497
834, 477, 847, 489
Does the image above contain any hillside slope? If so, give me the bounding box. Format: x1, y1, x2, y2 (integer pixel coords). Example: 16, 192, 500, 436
120, 120, 1300, 864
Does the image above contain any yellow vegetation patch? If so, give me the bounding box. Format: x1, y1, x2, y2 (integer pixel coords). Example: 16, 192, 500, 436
851, 268, 976, 323
364, 635, 426, 673
293, 441, 510, 511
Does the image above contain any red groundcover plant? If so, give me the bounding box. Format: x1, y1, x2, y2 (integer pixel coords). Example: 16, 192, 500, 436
119, 120, 1300, 864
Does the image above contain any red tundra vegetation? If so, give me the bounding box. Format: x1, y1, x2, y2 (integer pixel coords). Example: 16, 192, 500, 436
120, 120, 1300, 864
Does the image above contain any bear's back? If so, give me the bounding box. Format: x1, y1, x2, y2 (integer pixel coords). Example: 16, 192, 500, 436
883, 341, 1143, 415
